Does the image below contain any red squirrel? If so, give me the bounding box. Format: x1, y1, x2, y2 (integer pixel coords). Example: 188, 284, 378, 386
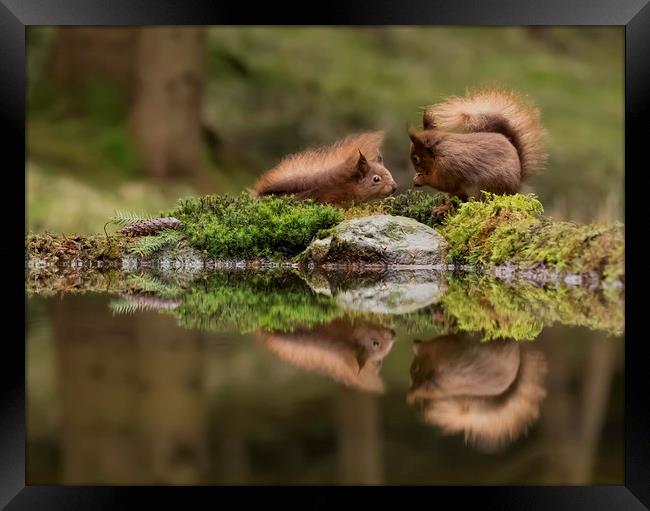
408, 88, 547, 203
251, 131, 398, 205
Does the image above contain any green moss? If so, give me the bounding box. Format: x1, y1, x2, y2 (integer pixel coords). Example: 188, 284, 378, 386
168, 270, 341, 333
439, 192, 624, 282
441, 192, 544, 264
165, 192, 343, 260
342, 190, 454, 227
441, 273, 624, 340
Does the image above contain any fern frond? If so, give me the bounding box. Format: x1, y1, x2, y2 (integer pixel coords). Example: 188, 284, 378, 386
109, 298, 145, 315
128, 229, 182, 258
126, 273, 183, 298
110, 210, 156, 227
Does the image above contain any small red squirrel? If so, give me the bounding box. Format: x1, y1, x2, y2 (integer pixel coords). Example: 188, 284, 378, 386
408, 88, 547, 200
251, 131, 398, 205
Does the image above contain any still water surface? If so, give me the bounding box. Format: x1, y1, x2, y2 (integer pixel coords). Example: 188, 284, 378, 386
26, 268, 624, 485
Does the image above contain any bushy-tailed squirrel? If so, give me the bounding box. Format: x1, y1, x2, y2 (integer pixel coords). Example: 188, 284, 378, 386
252, 131, 398, 205
408, 88, 547, 200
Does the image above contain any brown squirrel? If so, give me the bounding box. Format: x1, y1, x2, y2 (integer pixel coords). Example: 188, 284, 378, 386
408, 88, 547, 200
256, 318, 396, 393
251, 131, 398, 205
407, 333, 547, 452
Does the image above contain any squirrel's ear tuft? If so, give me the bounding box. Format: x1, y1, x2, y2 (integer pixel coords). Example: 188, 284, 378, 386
356, 150, 370, 179
423, 112, 436, 130
356, 344, 371, 373
407, 126, 421, 146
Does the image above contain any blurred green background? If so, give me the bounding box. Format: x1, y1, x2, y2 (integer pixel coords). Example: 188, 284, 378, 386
27, 27, 623, 234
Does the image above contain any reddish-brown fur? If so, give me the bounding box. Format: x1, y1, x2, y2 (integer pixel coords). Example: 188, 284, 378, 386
251, 132, 398, 205
256, 319, 396, 393
407, 334, 547, 451
409, 88, 547, 199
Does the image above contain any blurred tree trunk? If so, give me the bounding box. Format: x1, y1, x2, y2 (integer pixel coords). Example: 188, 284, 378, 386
51, 295, 143, 484
336, 387, 383, 484
130, 28, 205, 178
134, 312, 208, 484
50, 27, 205, 179
51, 28, 139, 97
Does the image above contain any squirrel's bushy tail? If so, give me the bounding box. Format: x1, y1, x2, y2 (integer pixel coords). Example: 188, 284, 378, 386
424, 88, 547, 180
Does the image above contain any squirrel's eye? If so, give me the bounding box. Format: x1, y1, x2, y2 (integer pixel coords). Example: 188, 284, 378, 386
372, 175, 381, 183
412, 154, 420, 164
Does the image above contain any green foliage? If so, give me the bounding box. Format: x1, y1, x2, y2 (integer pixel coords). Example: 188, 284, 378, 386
438, 192, 623, 283
169, 271, 341, 333
342, 190, 454, 227
383, 190, 457, 226
109, 210, 156, 227
519, 219, 624, 283
126, 273, 183, 299
128, 229, 184, 258
166, 192, 343, 259
441, 192, 544, 263
109, 298, 146, 316
440, 273, 624, 340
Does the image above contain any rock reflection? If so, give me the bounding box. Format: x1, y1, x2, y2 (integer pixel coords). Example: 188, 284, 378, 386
257, 318, 396, 393
407, 333, 547, 451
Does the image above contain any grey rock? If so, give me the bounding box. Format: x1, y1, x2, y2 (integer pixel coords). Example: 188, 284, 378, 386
302, 267, 447, 315
301, 215, 448, 266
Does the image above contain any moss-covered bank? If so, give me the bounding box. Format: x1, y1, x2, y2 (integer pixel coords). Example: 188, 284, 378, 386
438, 193, 624, 286
27, 232, 127, 264
163, 192, 343, 259
26, 191, 624, 286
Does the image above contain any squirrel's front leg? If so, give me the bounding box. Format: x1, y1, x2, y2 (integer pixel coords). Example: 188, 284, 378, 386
430, 193, 460, 220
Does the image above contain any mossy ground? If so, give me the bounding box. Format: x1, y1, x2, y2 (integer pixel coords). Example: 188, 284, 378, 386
343, 189, 457, 226
438, 192, 624, 285
27, 232, 128, 264
164, 192, 343, 260
27, 191, 623, 287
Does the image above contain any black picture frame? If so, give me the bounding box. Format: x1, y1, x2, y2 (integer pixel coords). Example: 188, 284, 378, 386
6, 0, 649, 508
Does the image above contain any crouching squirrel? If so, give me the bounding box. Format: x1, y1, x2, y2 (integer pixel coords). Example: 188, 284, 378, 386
408, 88, 547, 201
251, 131, 398, 205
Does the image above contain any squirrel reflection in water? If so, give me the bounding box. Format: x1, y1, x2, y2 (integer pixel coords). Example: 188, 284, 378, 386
408, 333, 548, 452
256, 318, 396, 393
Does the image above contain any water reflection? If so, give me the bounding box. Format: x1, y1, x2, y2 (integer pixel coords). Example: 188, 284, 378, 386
26, 267, 624, 484
407, 334, 547, 452
256, 319, 396, 393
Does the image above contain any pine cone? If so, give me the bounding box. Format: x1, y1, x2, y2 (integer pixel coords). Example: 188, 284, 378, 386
121, 217, 183, 237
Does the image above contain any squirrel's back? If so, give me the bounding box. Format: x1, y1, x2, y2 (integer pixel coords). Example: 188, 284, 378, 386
252, 132, 385, 198
423, 88, 547, 180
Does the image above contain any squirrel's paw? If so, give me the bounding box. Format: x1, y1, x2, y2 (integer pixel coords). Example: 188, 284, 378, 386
431, 203, 452, 219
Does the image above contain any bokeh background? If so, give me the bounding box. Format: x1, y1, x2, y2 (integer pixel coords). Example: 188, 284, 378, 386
26, 27, 624, 234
